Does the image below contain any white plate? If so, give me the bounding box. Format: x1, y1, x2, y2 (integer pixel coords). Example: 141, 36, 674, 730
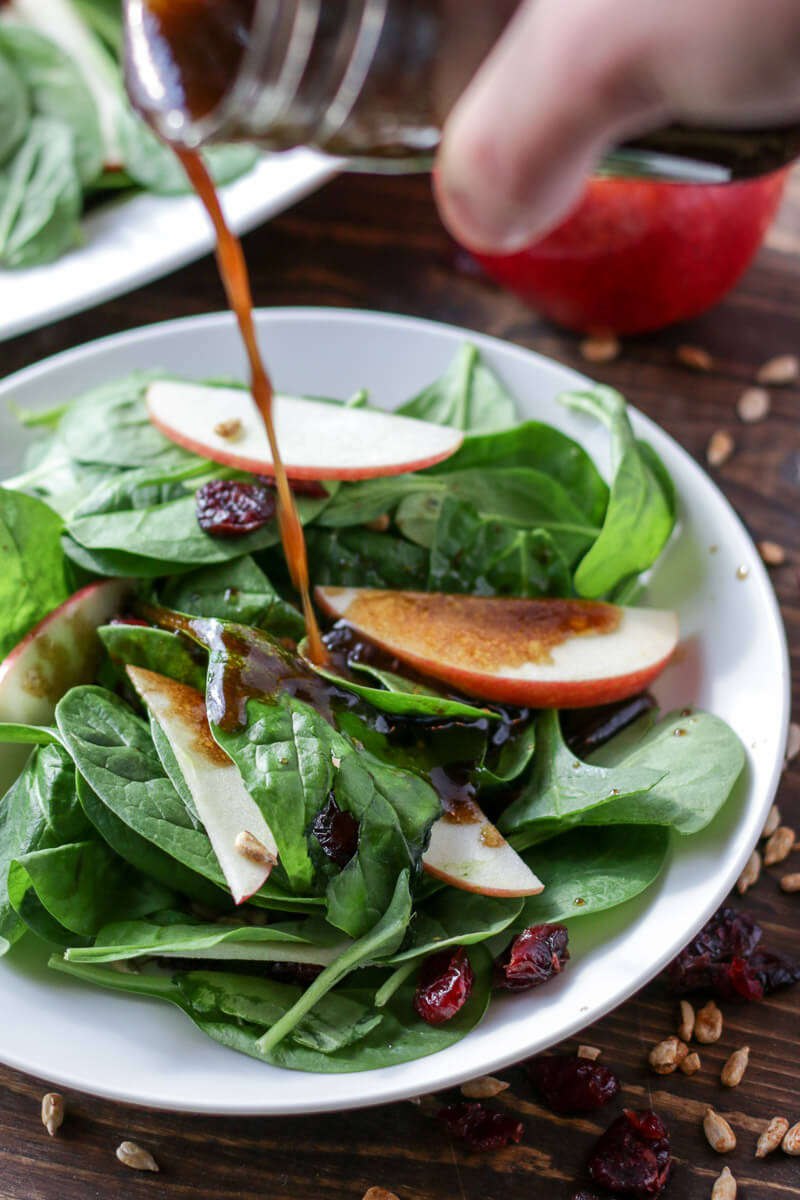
0, 153, 337, 344
0, 308, 789, 1114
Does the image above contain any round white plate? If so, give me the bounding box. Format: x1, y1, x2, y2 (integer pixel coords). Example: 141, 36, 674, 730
0, 152, 338, 344
0, 308, 789, 1114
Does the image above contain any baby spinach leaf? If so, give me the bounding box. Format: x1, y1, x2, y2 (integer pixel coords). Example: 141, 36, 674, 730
428, 497, 573, 597
66, 913, 349, 965
61, 535, 197, 580
71, 0, 124, 56
584, 709, 745, 834
0, 117, 81, 267
478, 718, 536, 789
0, 724, 62, 746
161, 557, 305, 639
0, 743, 90, 952
70, 458, 213, 520
387, 891, 522, 964
255, 870, 412, 1055
116, 105, 258, 194
0, 486, 68, 659
76, 772, 227, 908
304, 526, 430, 591
498, 710, 662, 836
559, 386, 675, 597
427, 420, 610, 528
177, 969, 382, 1054
56, 371, 187, 469
56, 686, 319, 912
7, 839, 174, 942
488, 824, 670, 953
0, 24, 104, 185
397, 344, 517, 433
0, 48, 28, 166
305, 655, 494, 722
98, 624, 208, 692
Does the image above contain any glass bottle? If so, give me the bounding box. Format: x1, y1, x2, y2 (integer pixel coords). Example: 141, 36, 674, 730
124, 0, 800, 182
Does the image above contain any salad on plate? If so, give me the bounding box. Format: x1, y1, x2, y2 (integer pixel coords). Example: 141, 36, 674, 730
0, 344, 745, 1074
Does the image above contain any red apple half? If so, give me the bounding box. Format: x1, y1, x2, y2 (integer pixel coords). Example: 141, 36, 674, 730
423, 797, 543, 896
315, 588, 679, 708
0, 580, 131, 793
126, 666, 279, 905
145, 381, 463, 480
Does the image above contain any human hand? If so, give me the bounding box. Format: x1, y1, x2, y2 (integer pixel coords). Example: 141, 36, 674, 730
435, 0, 800, 251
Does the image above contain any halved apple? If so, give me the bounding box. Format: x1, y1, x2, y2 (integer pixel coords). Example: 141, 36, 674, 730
315, 588, 678, 708
423, 799, 543, 897
126, 666, 279, 905
0, 579, 130, 793
145, 381, 463, 480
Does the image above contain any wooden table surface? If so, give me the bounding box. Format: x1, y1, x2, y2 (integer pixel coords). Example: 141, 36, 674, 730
2, 169, 800, 1200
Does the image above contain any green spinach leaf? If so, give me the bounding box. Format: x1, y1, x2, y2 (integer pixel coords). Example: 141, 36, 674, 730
304, 527, 429, 590
0, 116, 81, 268
0, 48, 28, 166
116, 105, 258, 194
161, 557, 305, 638
397, 344, 517, 433
0, 486, 68, 659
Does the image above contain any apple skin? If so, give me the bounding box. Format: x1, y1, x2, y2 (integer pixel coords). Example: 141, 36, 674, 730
145, 381, 463, 481
473, 171, 789, 335
315, 588, 678, 709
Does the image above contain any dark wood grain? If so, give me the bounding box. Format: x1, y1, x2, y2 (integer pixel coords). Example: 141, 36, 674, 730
2, 169, 799, 1200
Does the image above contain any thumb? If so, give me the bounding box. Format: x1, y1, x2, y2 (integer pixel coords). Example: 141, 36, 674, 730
435, 0, 669, 252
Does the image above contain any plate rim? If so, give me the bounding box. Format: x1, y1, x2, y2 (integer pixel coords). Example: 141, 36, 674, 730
0, 305, 789, 1114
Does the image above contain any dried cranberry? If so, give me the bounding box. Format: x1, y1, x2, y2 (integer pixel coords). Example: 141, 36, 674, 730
666, 905, 800, 1000
311, 794, 360, 868
572, 1193, 603, 1200
109, 616, 150, 627
588, 1109, 671, 1198
438, 1103, 523, 1151
526, 1055, 619, 1113
414, 948, 474, 1025
285, 478, 328, 498
494, 924, 569, 991
196, 480, 276, 537
267, 961, 323, 987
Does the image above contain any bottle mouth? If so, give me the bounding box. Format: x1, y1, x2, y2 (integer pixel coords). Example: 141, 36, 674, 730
124, 0, 391, 153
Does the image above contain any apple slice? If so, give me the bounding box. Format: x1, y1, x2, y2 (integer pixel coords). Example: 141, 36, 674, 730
145, 381, 463, 480
126, 666, 278, 905
315, 588, 679, 708
0, 580, 130, 793
424, 799, 543, 897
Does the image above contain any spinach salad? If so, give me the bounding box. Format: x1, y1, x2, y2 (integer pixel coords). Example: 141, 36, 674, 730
0, 0, 257, 269
0, 345, 745, 1073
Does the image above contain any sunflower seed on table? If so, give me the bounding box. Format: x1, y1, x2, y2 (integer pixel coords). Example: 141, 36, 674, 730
677, 999, 695, 1042
736, 386, 770, 423
577, 1045, 602, 1061
780, 872, 800, 892
116, 1141, 159, 1172
695, 1001, 723, 1043
704, 1109, 737, 1153
757, 540, 786, 566
786, 723, 800, 764
580, 335, 620, 364
648, 1037, 688, 1074
707, 431, 734, 467
677, 344, 713, 371
762, 804, 781, 838
756, 353, 799, 385
460, 1076, 510, 1099
680, 1052, 702, 1076
363, 1190, 401, 1200
755, 1116, 789, 1158
764, 826, 796, 865
41, 1093, 64, 1137
720, 1046, 750, 1087
711, 1165, 737, 1199
736, 850, 761, 894
782, 1122, 800, 1155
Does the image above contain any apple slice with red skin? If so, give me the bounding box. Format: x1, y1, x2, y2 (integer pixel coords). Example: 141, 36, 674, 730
424, 797, 543, 896
145, 380, 463, 481
315, 588, 679, 708
0, 580, 131, 793
126, 666, 278, 905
